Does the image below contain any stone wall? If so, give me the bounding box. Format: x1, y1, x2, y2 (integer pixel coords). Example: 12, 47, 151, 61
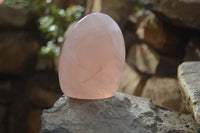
119, 0, 200, 114
0, 4, 62, 133
1, 0, 200, 133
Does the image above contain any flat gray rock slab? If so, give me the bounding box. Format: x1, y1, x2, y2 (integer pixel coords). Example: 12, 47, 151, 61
178, 62, 200, 124
40, 92, 199, 133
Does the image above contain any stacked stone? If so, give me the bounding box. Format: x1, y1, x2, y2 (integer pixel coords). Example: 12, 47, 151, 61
0, 4, 62, 133
118, 0, 200, 114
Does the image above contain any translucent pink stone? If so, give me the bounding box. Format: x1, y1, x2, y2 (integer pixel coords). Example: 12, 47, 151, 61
58, 13, 125, 99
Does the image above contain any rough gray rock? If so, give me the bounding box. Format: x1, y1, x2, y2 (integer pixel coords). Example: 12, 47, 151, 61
40, 92, 199, 133
140, 0, 200, 30
178, 62, 200, 124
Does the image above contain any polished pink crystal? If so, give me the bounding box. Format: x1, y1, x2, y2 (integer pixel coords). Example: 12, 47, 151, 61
58, 13, 125, 99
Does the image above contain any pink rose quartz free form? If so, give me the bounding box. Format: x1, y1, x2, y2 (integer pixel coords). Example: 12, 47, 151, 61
58, 13, 125, 99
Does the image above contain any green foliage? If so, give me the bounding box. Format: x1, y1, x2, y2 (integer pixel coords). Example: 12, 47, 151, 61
38, 4, 84, 56
39, 41, 60, 56
134, 2, 143, 12
4, 0, 84, 57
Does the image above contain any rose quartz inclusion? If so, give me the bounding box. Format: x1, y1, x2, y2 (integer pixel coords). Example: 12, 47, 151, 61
58, 13, 125, 99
